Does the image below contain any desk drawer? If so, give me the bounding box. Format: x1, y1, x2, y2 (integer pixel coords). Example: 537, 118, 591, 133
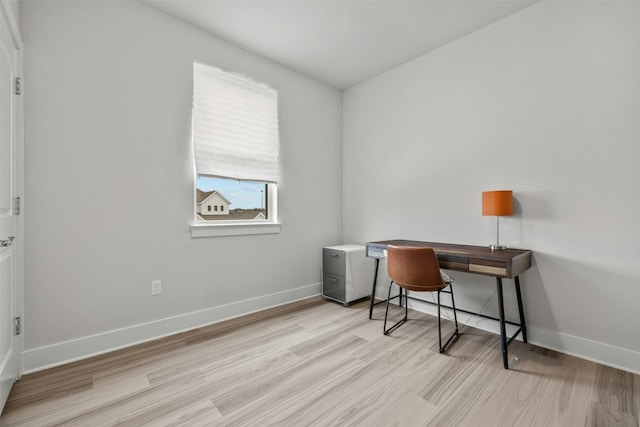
366, 245, 385, 259
469, 259, 507, 277
323, 248, 346, 276
438, 255, 468, 272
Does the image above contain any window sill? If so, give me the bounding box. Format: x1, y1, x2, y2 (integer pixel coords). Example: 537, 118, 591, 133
190, 221, 281, 238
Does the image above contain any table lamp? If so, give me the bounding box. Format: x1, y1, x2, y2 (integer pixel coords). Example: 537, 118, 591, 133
482, 190, 513, 250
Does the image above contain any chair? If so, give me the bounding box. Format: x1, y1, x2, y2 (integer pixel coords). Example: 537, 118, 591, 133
383, 245, 459, 353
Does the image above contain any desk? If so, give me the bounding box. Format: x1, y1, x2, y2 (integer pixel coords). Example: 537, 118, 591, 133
366, 239, 532, 369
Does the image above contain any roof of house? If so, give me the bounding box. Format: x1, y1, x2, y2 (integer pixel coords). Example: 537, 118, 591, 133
196, 189, 231, 205
199, 209, 266, 221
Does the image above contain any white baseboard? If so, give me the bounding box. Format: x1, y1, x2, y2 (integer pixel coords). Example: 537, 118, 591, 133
23, 283, 322, 374
406, 298, 640, 375
525, 326, 640, 375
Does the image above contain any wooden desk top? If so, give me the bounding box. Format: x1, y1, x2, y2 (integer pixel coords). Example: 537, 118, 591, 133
366, 239, 532, 279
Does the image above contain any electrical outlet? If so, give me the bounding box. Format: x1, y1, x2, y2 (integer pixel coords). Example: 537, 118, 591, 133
151, 280, 162, 296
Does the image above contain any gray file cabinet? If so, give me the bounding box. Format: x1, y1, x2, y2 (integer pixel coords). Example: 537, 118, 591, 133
322, 244, 373, 305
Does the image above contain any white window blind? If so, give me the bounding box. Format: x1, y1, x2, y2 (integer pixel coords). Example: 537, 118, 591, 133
193, 62, 280, 183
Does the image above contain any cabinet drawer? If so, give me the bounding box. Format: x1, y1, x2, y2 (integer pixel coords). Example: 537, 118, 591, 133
323, 248, 346, 276
322, 273, 345, 303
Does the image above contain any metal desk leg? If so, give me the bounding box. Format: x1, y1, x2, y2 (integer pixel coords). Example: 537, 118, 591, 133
496, 278, 509, 369
368, 258, 380, 320
514, 276, 528, 343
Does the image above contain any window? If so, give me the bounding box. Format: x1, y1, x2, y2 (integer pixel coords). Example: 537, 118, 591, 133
191, 61, 280, 237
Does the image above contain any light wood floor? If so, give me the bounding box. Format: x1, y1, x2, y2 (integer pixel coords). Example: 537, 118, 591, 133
1, 297, 639, 426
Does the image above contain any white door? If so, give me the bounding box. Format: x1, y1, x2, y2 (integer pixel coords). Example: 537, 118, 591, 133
0, 4, 21, 412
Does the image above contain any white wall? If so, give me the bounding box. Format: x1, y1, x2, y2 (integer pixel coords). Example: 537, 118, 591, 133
4, 0, 17, 23
343, 1, 640, 373
21, 1, 343, 371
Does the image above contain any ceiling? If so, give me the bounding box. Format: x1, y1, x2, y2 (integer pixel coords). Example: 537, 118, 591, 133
143, 0, 537, 90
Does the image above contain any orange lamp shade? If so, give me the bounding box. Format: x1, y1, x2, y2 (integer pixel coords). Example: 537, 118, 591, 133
482, 190, 513, 216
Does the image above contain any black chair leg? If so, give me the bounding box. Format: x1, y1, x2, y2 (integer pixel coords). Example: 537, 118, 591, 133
450, 283, 459, 333
383, 282, 408, 335
438, 284, 459, 353
404, 288, 408, 319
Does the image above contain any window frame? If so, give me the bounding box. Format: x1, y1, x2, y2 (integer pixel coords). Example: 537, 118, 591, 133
190, 62, 281, 238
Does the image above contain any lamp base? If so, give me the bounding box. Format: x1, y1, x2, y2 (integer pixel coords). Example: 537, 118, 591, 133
489, 244, 508, 251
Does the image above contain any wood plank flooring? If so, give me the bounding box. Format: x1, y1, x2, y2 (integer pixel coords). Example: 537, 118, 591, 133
1, 297, 639, 426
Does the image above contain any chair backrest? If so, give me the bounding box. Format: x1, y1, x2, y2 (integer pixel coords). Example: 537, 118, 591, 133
387, 245, 445, 292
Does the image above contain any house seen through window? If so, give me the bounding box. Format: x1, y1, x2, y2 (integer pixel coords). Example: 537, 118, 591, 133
196, 176, 267, 221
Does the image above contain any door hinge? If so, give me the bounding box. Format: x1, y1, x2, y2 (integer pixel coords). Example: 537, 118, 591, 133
15, 77, 21, 95
14, 317, 21, 335
14, 197, 20, 215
